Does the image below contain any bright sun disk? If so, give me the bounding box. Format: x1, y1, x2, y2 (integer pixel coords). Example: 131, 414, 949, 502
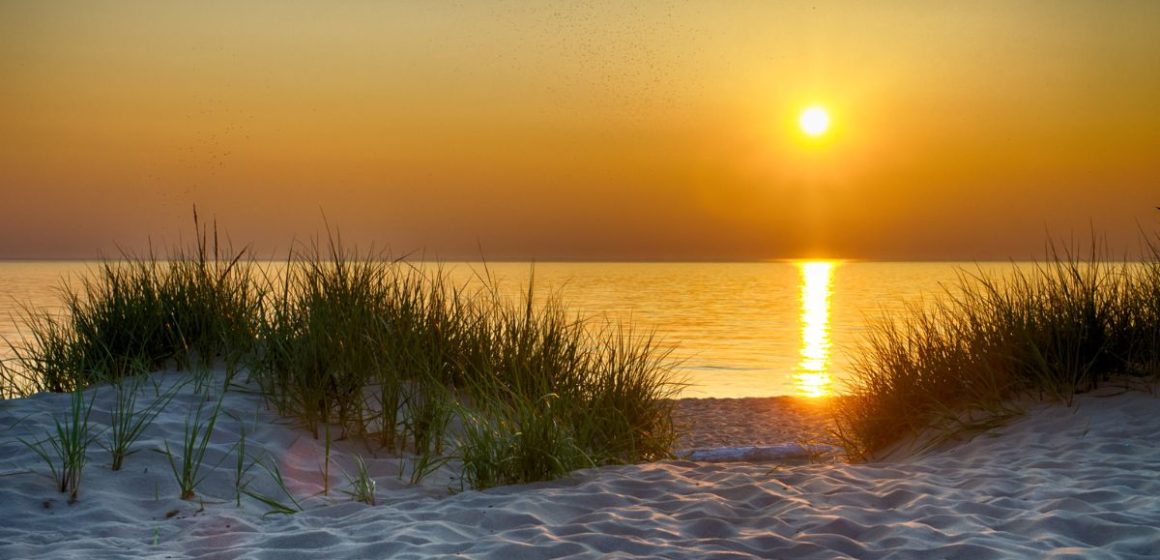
799, 106, 830, 137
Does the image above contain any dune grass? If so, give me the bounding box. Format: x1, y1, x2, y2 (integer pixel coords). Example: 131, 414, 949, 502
834, 239, 1160, 461
163, 395, 225, 500
342, 455, 376, 505
19, 388, 99, 503
3, 214, 263, 393
249, 239, 680, 486
3, 222, 679, 490
103, 375, 185, 471
243, 456, 305, 516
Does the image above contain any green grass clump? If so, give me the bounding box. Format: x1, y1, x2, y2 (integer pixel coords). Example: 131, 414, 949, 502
249, 239, 446, 444
4, 219, 679, 490
458, 390, 594, 490
460, 302, 676, 486
250, 240, 680, 487
5, 212, 263, 391
451, 283, 678, 481
835, 239, 1160, 460
342, 455, 376, 505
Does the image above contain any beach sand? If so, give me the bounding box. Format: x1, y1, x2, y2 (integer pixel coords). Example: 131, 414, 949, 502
2, 371, 1158, 559
673, 396, 839, 450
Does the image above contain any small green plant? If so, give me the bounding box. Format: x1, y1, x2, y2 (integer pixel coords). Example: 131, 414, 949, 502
104, 375, 184, 471
243, 456, 303, 516
229, 420, 256, 507
20, 388, 99, 503
163, 395, 224, 500
342, 455, 376, 505
321, 424, 333, 495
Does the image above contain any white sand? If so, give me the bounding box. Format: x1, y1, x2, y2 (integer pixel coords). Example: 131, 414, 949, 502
2, 371, 1158, 559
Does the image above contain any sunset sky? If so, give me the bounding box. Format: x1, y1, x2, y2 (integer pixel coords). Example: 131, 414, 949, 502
2, 1, 1158, 261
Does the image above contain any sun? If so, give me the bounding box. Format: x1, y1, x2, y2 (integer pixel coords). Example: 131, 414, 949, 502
798, 106, 830, 137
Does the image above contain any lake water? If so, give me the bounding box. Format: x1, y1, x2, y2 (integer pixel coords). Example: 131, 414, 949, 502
0, 261, 1016, 398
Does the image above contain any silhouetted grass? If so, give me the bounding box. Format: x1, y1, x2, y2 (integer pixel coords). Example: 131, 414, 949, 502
3, 220, 679, 488
835, 239, 1160, 460
454, 287, 677, 489
248, 238, 466, 452
3, 212, 263, 391
250, 238, 680, 486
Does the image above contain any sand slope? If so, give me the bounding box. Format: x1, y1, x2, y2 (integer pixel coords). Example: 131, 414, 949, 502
2, 372, 1158, 559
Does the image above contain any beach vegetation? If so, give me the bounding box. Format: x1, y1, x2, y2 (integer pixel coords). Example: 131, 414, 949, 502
2, 304, 102, 396
19, 388, 99, 503
243, 456, 304, 516
317, 423, 342, 496
457, 390, 594, 490
3, 220, 679, 490
835, 238, 1160, 460
230, 421, 255, 507
163, 395, 224, 500
248, 237, 679, 487
103, 375, 185, 471
342, 455, 376, 505
0, 344, 51, 399
4, 211, 263, 391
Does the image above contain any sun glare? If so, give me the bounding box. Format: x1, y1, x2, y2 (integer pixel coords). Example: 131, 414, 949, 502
795, 261, 835, 397
799, 106, 830, 137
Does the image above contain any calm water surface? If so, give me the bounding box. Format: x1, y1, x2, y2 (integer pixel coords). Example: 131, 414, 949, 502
0, 261, 1017, 398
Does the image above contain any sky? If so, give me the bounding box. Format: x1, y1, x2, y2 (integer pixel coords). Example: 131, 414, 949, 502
2, 0, 1158, 261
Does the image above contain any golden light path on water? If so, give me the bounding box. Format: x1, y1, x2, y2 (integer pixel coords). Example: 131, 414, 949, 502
795, 261, 836, 397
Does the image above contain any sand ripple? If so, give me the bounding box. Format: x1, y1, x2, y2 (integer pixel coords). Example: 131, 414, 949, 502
2, 373, 1158, 558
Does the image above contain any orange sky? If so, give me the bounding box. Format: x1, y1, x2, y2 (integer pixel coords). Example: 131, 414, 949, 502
2, 1, 1158, 260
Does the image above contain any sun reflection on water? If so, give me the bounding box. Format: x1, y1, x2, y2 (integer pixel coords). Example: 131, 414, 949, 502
795, 261, 836, 397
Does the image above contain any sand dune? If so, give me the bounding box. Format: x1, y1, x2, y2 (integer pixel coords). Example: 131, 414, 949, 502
2, 371, 1158, 559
